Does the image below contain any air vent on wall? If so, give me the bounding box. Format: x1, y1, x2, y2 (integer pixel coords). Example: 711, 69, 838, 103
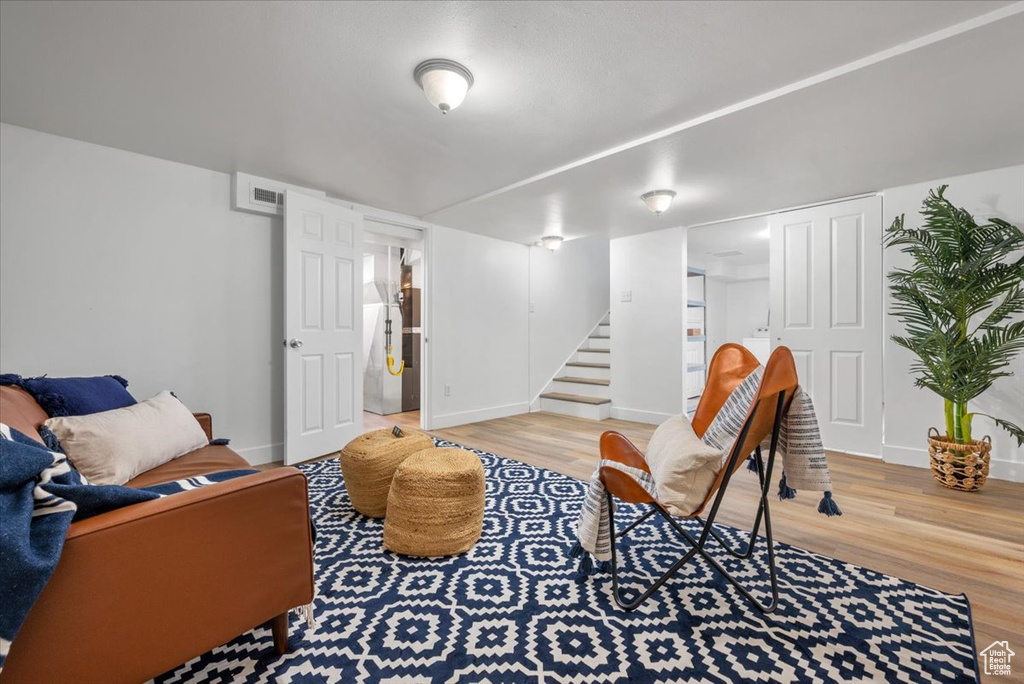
231, 172, 326, 216
709, 249, 744, 258
252, 186, 284, 207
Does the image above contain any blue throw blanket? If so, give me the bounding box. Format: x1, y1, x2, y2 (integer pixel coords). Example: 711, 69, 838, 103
0, 423, 254, 671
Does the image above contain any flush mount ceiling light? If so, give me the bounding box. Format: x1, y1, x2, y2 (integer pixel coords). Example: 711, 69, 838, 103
641, 189, 677, 216
540, 235, 564, 252
413, 59, 474, 114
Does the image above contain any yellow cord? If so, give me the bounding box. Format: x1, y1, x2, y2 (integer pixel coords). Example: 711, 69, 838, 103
386, 347, 405, 376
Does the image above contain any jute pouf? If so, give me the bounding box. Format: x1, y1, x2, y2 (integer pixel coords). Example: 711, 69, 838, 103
383, 447, 485, 557
338, 428, 434, 518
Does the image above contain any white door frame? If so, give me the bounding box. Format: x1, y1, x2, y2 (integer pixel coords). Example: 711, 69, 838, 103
344, 201, 434, 431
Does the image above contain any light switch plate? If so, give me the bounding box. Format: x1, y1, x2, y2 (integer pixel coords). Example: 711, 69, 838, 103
621, 290, 632, 302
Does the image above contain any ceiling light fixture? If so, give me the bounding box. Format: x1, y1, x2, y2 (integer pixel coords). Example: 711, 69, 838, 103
540, 235, 564, 252
641, 189, 677, 216
413, 59, 474, 114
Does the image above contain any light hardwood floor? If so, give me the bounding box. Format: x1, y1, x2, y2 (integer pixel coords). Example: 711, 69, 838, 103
284, 410, 1024, 678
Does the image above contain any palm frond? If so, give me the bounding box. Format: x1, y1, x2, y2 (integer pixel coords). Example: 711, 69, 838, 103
885, 185, 1024, 445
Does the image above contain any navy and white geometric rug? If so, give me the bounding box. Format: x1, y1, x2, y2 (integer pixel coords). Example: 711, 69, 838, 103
159, 441, 980, 683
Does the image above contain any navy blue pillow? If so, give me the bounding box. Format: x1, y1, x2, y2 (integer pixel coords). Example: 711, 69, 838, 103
21, 375, 137, 417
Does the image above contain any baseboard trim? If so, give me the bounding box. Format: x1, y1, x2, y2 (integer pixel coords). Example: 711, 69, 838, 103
610, 407, 674, 425
882, 443, 1022, 482
881, 444, 927, 469
990, 457, 1023, 483
430, 402, 530, 430
236, 442, 283, 466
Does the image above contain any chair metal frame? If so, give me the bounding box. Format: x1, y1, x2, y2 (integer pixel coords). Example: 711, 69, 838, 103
598, 344, 797, 614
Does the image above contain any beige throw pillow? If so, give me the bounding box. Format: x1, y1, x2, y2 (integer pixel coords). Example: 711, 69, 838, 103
644, 415, 724, 517
45, 390, 209, 485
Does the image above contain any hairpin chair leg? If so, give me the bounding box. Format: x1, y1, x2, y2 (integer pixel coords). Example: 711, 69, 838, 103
607, 492, 702, 611
697, 445, 769, 560
695, 446, 780, 613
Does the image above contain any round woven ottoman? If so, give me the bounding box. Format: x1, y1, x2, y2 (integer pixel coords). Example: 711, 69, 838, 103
339, 428, 434, 518
383, 447, 485, 557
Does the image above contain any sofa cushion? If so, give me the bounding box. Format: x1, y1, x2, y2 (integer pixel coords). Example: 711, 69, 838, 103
22, 375, 136, 417
45, 391, 209, 485
0, 385, 49, 445
124, 445, 252, 488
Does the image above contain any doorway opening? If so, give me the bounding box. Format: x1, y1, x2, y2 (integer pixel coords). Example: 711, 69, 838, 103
362, 227, 425, 429
685, 216, 772, 416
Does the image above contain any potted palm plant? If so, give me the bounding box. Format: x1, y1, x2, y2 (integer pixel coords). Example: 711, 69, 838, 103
885, 185, 1024, 491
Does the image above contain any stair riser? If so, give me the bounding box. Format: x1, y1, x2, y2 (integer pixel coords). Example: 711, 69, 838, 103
584, 337, 611, 351
600, 314, 611, 325
550, 380, 611, 399
563, 365, 610, 381
540, 397, 611, 421
575, 350, 610, 364
597, 324, 611, 336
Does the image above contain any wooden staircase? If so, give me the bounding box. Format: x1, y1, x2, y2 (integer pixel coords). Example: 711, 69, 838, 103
539, 316, 611, 420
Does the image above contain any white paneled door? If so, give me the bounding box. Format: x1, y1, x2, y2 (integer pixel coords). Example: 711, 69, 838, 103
284, 191, 363, 465
769, 196, 882, 456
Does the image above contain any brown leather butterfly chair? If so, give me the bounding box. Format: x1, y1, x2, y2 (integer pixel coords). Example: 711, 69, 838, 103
599, 343, 799, 613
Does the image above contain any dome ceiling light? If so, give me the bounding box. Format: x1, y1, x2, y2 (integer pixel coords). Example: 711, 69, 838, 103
641, 189, 677, 216
540, 235, 564, 252
413, 59, 474, 114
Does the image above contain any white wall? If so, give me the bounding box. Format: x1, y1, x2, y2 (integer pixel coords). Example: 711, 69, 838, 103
528, 236, 610, 401
0, 123, 283, 463
703, 277, 728, 357
725, 279, 770, 342
427, 225, 530, 428
609, 226, 687, 423
694, 274, 769, 361
882, 165, 1024, 481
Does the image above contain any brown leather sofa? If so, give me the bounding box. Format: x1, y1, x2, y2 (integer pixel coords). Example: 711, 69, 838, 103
0, 384, 315, 684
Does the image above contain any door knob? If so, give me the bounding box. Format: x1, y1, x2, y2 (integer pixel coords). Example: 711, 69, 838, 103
289, 339, 303, 349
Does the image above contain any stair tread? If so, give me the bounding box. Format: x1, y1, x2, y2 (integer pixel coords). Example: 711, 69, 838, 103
540, 392, 611, 405
555, 376, 611, 386
589, 335, 611, 339
578, 348, 610, 353
566, 361, 610, 368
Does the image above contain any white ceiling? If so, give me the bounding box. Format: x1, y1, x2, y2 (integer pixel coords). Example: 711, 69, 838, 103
2, 1, 1022, 243
688, 216, 770, 268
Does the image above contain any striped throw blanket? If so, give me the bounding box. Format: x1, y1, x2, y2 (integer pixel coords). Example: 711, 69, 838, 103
569, 459, 658, 571
701, 366, 840, 514
570, 365, 839, 574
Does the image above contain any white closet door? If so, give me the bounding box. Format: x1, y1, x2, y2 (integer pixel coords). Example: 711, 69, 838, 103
284, 191, 364, 465
770, 196, 882, 456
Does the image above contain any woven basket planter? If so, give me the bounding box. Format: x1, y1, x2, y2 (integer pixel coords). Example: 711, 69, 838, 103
338, 428, 434, 518
384, 447, 485, 557
927, 428, 992, 492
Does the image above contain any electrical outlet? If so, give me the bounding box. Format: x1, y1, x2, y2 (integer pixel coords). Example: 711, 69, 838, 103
621, 290, 632, 302
529, 303, 536, 313
444, 384, 452, 397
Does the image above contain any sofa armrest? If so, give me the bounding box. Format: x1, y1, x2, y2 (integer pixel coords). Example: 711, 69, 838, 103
193, 412, 213, 440
3, 469, 314, 684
